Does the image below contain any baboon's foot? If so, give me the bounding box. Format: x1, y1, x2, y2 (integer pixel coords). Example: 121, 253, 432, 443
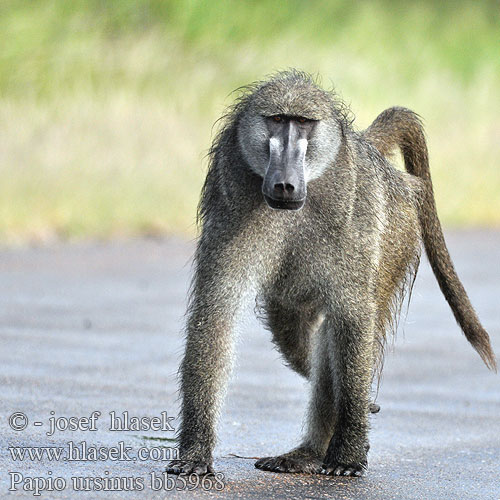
166, 459, 214, 475
255, 448, 323, 474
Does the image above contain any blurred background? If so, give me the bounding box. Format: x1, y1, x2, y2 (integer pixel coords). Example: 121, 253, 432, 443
1, 0, 499, 245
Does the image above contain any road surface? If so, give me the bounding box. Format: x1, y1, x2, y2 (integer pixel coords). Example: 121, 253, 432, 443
0, 231, 499, 499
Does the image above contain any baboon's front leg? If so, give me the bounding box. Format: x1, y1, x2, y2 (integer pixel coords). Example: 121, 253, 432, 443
167, 238, 251, 475
321, 314, 375, 477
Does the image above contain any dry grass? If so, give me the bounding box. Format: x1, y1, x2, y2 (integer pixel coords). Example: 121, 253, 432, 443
1, 1, 499, 244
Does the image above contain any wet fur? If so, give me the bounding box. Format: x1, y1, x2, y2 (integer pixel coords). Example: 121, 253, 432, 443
167, 71, 496, 478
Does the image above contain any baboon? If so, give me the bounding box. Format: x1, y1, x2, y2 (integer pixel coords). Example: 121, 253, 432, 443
167, 70, 496, 477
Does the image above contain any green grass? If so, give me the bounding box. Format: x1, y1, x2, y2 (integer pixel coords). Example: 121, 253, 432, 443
1, 0, 499, 243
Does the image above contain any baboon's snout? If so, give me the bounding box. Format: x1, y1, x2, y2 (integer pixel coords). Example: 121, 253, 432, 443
262, 135, 307, 211
262, 168, 306, 210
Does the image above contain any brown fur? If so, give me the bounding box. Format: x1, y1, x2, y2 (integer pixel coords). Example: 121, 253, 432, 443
167, 72, 496, 480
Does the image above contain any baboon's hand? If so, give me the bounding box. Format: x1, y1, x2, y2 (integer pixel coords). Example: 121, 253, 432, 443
320, 457, 367, 477
166, 459, 214, 475
321, 461, 367, 477
321, 444, 368, 477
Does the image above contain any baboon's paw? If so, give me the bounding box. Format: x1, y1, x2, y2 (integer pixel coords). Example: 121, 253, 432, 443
321, 461, 366, 477
255, 453, 322, 474
166, 459, 214, 475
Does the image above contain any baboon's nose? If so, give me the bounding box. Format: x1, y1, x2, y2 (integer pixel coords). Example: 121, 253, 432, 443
263, 165, 306, 210
273, 182, 295, 195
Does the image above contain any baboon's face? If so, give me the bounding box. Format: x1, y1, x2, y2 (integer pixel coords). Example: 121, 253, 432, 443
259, 115, 315, 210
238, 108, 342, 211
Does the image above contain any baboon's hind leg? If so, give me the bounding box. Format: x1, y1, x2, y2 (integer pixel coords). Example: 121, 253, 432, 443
255, 319, 332, 474
263, 298, 323, 379
263, 298, 380, 413
255, 446, 324, 474
255, 301, 379, 475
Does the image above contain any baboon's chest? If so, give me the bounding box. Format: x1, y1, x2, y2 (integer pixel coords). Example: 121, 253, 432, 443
262, 247, 337, 304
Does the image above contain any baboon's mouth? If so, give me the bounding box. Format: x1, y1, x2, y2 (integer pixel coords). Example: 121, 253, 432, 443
264, 195, 305, 211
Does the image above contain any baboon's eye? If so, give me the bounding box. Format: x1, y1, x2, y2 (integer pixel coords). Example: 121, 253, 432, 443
298, 117, 307, 123
273, 116, 283, 123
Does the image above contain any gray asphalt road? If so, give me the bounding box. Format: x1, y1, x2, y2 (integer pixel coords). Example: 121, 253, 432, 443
0, 231, 499, 499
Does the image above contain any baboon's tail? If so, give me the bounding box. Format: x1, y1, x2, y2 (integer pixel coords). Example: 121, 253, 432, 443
364, 107, 497, 371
